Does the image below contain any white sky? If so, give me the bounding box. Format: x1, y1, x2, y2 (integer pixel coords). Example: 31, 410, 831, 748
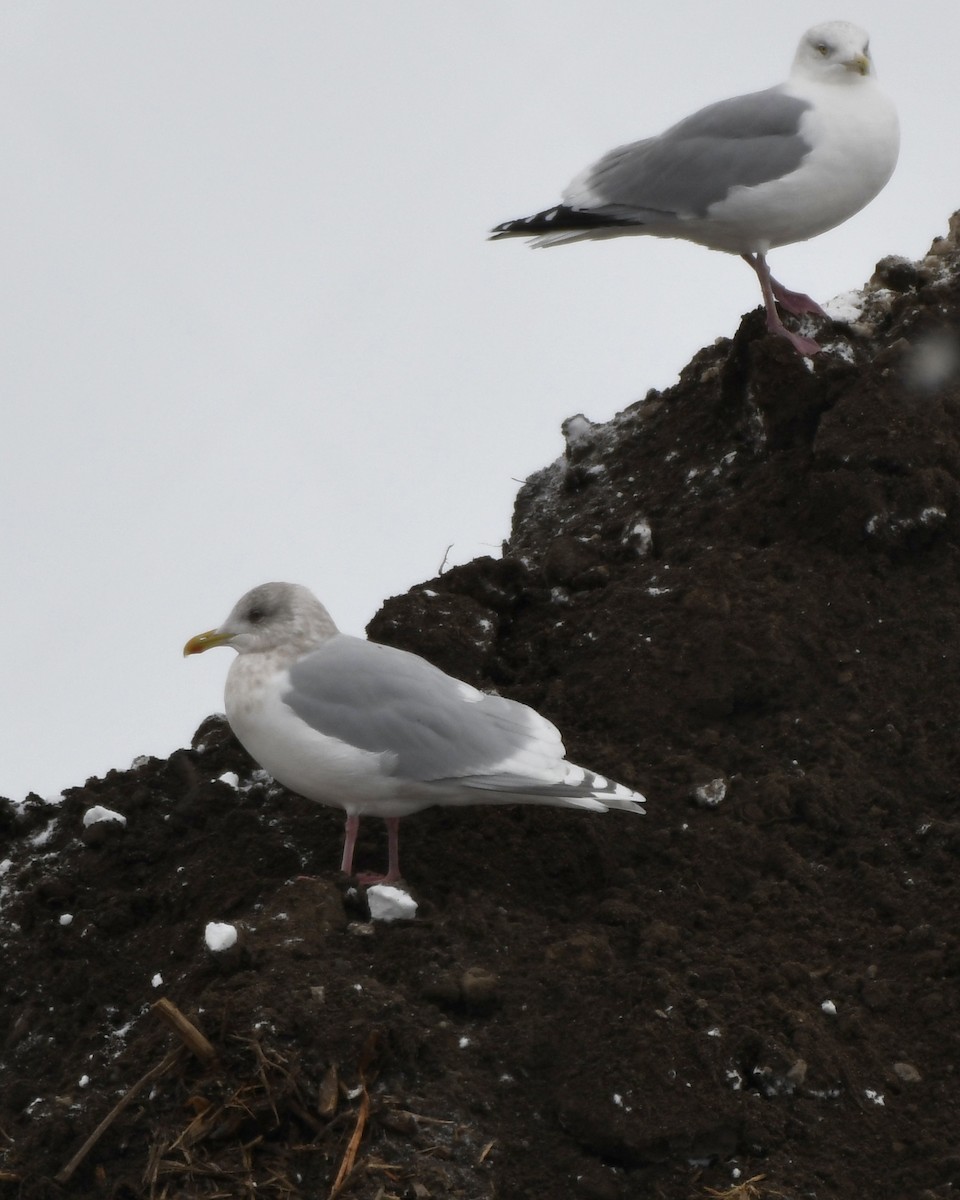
1, 2, 957, 800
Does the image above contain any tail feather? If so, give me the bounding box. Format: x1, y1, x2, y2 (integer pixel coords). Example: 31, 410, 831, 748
441, 768, 646, 815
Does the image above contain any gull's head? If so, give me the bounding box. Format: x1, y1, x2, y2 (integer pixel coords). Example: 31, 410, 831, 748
793, 21, 874, 82
183, 582, 339, 658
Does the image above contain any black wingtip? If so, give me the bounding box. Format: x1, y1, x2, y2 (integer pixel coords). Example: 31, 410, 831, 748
490, 205, 644, 239
489, 209, 561, 239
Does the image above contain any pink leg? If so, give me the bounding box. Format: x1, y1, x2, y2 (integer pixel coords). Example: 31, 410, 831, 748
344, 815, 403, 886
741, 253, 822, 356
340, 814, 360, 874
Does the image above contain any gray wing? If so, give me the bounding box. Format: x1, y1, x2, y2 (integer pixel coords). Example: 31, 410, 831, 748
284, 634, 561, 781
570, 87, 812, 219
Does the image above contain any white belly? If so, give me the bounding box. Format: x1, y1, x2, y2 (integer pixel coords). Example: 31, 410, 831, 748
224, 657, 432, 818
699, 78, 899, 254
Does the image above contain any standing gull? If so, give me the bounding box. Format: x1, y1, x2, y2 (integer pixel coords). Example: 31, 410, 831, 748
491, 21, 899, 356
184, 582, 645, 884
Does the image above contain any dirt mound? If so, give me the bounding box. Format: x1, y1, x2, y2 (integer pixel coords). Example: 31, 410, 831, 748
3, 216, 960, 1199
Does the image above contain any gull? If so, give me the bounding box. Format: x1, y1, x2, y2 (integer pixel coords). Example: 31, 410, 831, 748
184, 583, 645, 884
491, 21, 899, 356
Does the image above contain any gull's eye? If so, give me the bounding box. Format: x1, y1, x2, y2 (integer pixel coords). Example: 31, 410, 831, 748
247, 607, 265, 625
815, 42, 829, 56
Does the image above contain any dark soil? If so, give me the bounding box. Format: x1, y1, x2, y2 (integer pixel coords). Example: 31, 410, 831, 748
3, 216, 960, 1200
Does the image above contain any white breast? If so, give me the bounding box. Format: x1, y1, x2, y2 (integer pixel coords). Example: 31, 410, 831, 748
224, 656, 414, 817
703, 78, 899, 254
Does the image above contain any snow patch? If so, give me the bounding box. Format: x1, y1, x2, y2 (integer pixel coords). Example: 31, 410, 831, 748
204, 921, 238, 952
28, 819, 59, 847
623, 519, 653, 557
694, 778, 726, 807
822, 289, 865, 323
367, 884, 418, 922
821, 340, 856, 364
562, 413, 594, 447
866, 507, 947, 539
83, 806, 126, 828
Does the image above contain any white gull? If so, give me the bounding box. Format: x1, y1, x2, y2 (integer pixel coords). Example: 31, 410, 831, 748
184, 582, 645, 884
491, 21, 899, 356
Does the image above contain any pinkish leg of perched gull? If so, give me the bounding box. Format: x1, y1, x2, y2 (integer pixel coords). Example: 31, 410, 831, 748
340, 813, 361, 875
741, 252, 822, 356
342, 815, 403, 886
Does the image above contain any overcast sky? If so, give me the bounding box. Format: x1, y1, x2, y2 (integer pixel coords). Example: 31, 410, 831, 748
2, 1, 957, 800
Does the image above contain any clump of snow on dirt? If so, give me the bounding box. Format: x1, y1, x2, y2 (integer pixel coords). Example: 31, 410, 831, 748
694, 778, 726, 807
822, 290, 865, 324
367, 884, 418, 922
28, 820, 59, 848
204, 921, 239, 951
623, 519, 653, 557
562, 414, 595, 447
82, 805, 126, 828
